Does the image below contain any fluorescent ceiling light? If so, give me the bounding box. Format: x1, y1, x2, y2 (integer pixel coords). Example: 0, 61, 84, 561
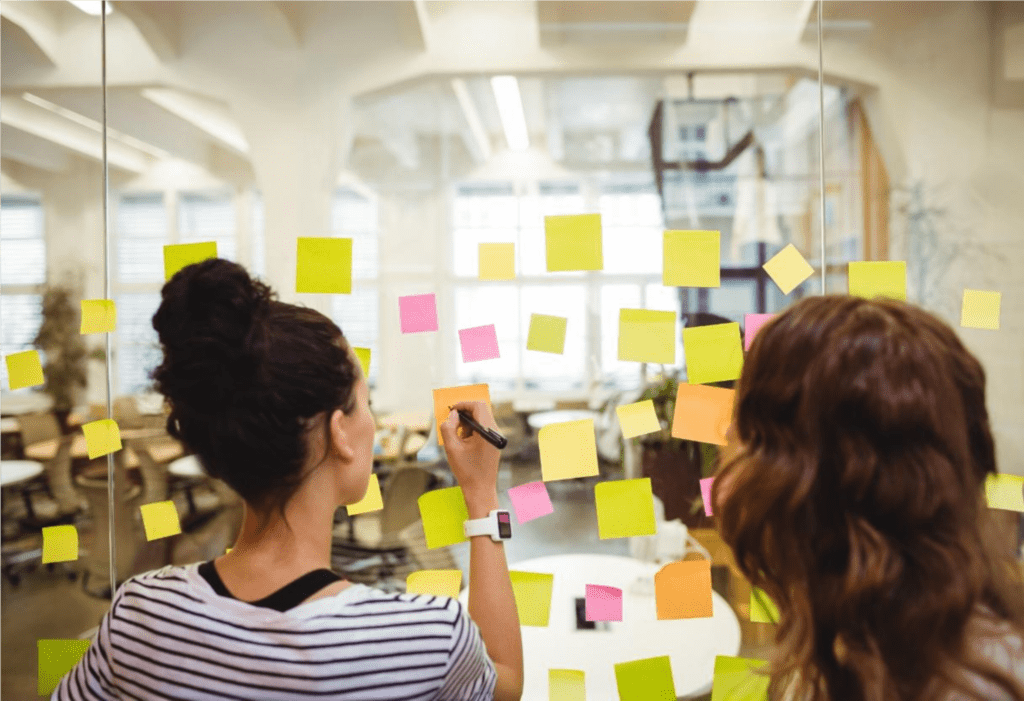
68, 1, 112, 16
490, 76, 529, 152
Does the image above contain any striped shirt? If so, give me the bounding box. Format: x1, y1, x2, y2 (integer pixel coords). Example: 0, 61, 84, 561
52, 563, 497, 700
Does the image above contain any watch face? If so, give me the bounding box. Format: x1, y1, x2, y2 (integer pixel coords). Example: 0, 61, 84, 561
497, 511, 512, 538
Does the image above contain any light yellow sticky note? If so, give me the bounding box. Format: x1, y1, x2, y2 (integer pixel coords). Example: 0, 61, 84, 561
80, 299, 117, 334
711, 655, 770, 701
418, 486, 470, 548
81, 419, 122, 459
762, 243, 814, 295
615, 655, 677, 701
42, 525, 78, 564
985, 473, 1024, 512
594, 478, 657, 539
353, 347, 371, 378
296, 237, 353, 294
539, 419, 599, 482
406, 569, 463, 598
479, 242, 515, 280
545, 214, 603, 271
510, 570, 554, 626
663, 230, 720, 287
549, 669, 586, 701
683, 322, 744, 385
346, 473, 383, 515
961, 290, 1001, 330
616, 399, 661, 439
527, 314, 568, 354
140, 500, 182, 541
848, 261, 907, 301
750, 587, 779, 623
38, 639, 91, 696
618, 309, 676, 364
5, 349, 44, 390
164, 241, 217, 281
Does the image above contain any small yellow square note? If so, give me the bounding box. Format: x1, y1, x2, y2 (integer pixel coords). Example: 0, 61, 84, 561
38, 639, 91, 696
81, 419, 122, 459
711, 655, 770, 701
140, 500, 182, 541
346, 473, 383, 515
539, 419, 599, 482
418, 487, 470, 549
545, 214, 603, 271
527, 314, 568, 354
594, 478, 657, 539
296, 237, 353, 294
985, 474, 1024, 512
614, 656, 677, 701
549, 669, 586, 701
509, 571, 554, 626
353, 347, 371, 378
616, 400, 661, 439
663, 230, 720, 287
960, 290, 1000, 330
479, 242, 515, 280
406, 569, 462, 598
164, 241, 217, 281
683, 322, 744, 385
80, 299, 117, 334
5, 349, 44, 390
762, 244, 814, 295
618, 309, 676, 364
42, 525, 79, 564
848, 261, 907, 301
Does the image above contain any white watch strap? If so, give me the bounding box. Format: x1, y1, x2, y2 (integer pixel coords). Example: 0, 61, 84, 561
464, 514, 496, 538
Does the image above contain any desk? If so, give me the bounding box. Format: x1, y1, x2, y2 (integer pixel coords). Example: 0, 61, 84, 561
0, 392, 53, 416
0, 418, 20, 434
459, 553, 741, 700
1, 460, 44, 487
24, 430, 182, 468
376, 411, 432, 433
168, 455, 203, 478
527, 409, 601, 431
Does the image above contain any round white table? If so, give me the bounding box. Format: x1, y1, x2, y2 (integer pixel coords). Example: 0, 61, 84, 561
459, 553, 741, 700
168, 455, 203, 478
0, 460, 44, 487
526, 409, 601, 431
0, 391, 53, 415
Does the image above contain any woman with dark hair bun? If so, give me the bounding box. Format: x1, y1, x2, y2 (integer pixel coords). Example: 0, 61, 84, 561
714, 294, 1024, 701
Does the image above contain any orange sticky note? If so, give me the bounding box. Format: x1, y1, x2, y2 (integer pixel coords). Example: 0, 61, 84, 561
5, 349, 44, 390
80, 299, 117, 334
848, 261, 906, 301
478, 242, 516, 280
663, 230, 720, 287
164, 241, 217, 281
296, 237, 352, 293
654, 559, 713, 619
81, 419, 122, 459
139, 500, 182, 541
671, 384, 735, 446
961, 289, 1001, 330
762, 243, 814, 295
432, 384, 492, 446
346, 473, 383, 515
539, 419, 599, 482
545, 214, 603, 271
406, 569, 463, 598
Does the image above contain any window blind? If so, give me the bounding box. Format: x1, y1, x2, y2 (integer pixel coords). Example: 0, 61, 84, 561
1, 195, 46, 391
178, 191, 236, 261
330, 188, 379, 385
116, 193, 167, 284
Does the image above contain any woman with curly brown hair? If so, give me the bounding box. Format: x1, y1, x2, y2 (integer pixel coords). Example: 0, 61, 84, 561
712, 294, 1024, 701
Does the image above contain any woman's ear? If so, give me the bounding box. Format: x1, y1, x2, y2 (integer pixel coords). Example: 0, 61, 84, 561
329, 408, 355, 462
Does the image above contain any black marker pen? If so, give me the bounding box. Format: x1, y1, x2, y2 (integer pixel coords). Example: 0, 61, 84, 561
449, 406, 508, 449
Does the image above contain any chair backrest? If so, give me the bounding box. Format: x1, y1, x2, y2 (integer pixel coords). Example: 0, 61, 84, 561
16, 412, 62, 448
44, 435, 83, 515
379, 467, 434, 543
128, 438, 169, 505
113, 396, 144, 429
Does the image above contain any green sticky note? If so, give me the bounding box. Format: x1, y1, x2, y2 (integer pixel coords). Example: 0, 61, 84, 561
509, 570, 554, 627
42, 525, 78, 564
81, 419, 122, 459
164, 241, 217, 281
527, 314, 568, 354
353, 347, 371, 378
750, 587, 779, 623
418, 486, 470, 549
663, 230, 720, 287
545, 214, 603, 271
595, 478, 657, 539
618, 309, 676, 364
80, 299, 117, 334
296, 237, 353, 294
549, 669, 586, 701
38, 639, 90, 696
711, 655, 770, 701
961, 289, 1001, 330
848, 261, 906, 301
479, 242, 516, 280
614, 655, 677, 701
683, 322, 744, 385
985, 474, 1024, 512
5, 349, 44, 390
140, 500, 182, 541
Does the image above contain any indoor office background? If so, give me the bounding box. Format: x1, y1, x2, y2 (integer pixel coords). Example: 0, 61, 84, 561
1, 1, 1022, 699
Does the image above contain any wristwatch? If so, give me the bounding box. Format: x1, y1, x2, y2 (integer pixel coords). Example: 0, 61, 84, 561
464, 509, 513, 542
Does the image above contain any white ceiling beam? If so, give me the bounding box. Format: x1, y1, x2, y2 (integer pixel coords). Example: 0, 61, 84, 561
253, 2, 301, 50
794, 0, 818, 43
141, 88, 249, 156
412, 0, 432, 52
450, 79, 491, 164
0, 2, 60, 67
0, 124, 71, 173
110, 1, 178, 62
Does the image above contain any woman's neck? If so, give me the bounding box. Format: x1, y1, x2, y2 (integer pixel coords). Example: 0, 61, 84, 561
225, 501, 334, 574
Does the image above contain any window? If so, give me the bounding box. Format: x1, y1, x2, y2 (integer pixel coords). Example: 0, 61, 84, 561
251, 191, 265, 278
178, 191, 236, 261
1, 195, 46, 391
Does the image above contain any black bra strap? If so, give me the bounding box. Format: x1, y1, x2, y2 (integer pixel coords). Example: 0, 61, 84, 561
198, 561, 342, 612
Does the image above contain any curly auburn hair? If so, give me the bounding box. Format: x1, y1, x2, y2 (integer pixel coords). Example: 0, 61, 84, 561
712, 294, 1024, 701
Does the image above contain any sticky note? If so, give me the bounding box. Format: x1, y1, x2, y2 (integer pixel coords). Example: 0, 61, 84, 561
671, 384, 735, 446
848, 260, 907, 301
38, 639, 90, 696
762, 243, 814, 295
750, 587, 779, 623
654, 559, 713, 620
683, 322, 743, 385
164, 241, 217, 281
618, 309, 676, 364
614, 655, 677, 701
663, 230, 720, 287
509, 570, 554, 626
985, 474, 1024, 512
479, 242, 515, 280
296, 237, 352, 294
80, 299, 116, 334
743, 313, 775, 351
406, 569, 462, 598
585, 584, 622, 621
527, 314, 568, 354
700, 477, 715, 516
346, 473, 383, 515
81, 419, 122, 459
711, 655, 770, 701
616, 399, 661, 439
545, 214, 603, 271
353, 347, 371, 377
507, 480, 554, 524
399, 293, 439, 333
140, 500, 182, 541
459, 324, 500, 362
539, 419, 599, 482
418, 486, 470, 548
595, 478, 657, 539
5, 349, 44, 390
549, 669, 586, 701
42, 525, 78, 564
432, 384, 491, 446
961, 290, 1001, 330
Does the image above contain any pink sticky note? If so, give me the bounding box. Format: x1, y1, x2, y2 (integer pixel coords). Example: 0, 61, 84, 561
744, 313, 776, 351
399, 294, 439, 333
458, 324, 500, 362
507, 481, 554, 524
586, 584, 623, 621
700, 477, 715, 516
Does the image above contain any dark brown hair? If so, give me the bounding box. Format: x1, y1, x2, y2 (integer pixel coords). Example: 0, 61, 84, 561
713, 294, 1024, 701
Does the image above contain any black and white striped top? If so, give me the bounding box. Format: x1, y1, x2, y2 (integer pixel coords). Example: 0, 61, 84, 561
51, 563, 497, 700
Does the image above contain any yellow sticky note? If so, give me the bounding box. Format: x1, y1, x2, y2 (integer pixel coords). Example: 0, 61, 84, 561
479, 242, 515, 280
655, 559, 713, 619
750, 587, 779, 623
711, 655, 770, 701
353, 347, 371, 378
985, 474, 1024, 512
38, 639, 91, 696
545, 214, 603, 271
164, 241, 217, 281
614, 655, 677, 701
296, 237, 353, 294
80, 299, 117, 334
595, 478, 657, 539
42, 525, 78, 564
81, 419, 122, 459
848, 261, 907, 301
346, 473, 383, 515
510, 570, 554, 627
961, 290, 1001, 330
549, 669, 586, 701
618, 309, 676, 364
683, 322, 743, 385
527, 314, 568, 354
5, 349, 44, 390
140, 500, 182, 541
406, 569, 462, 598
418, 486, 470, 548
539, 419, 599, 482
616, 399, 661, 439
762, 243, 814, 295
663, 230, 720, 287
